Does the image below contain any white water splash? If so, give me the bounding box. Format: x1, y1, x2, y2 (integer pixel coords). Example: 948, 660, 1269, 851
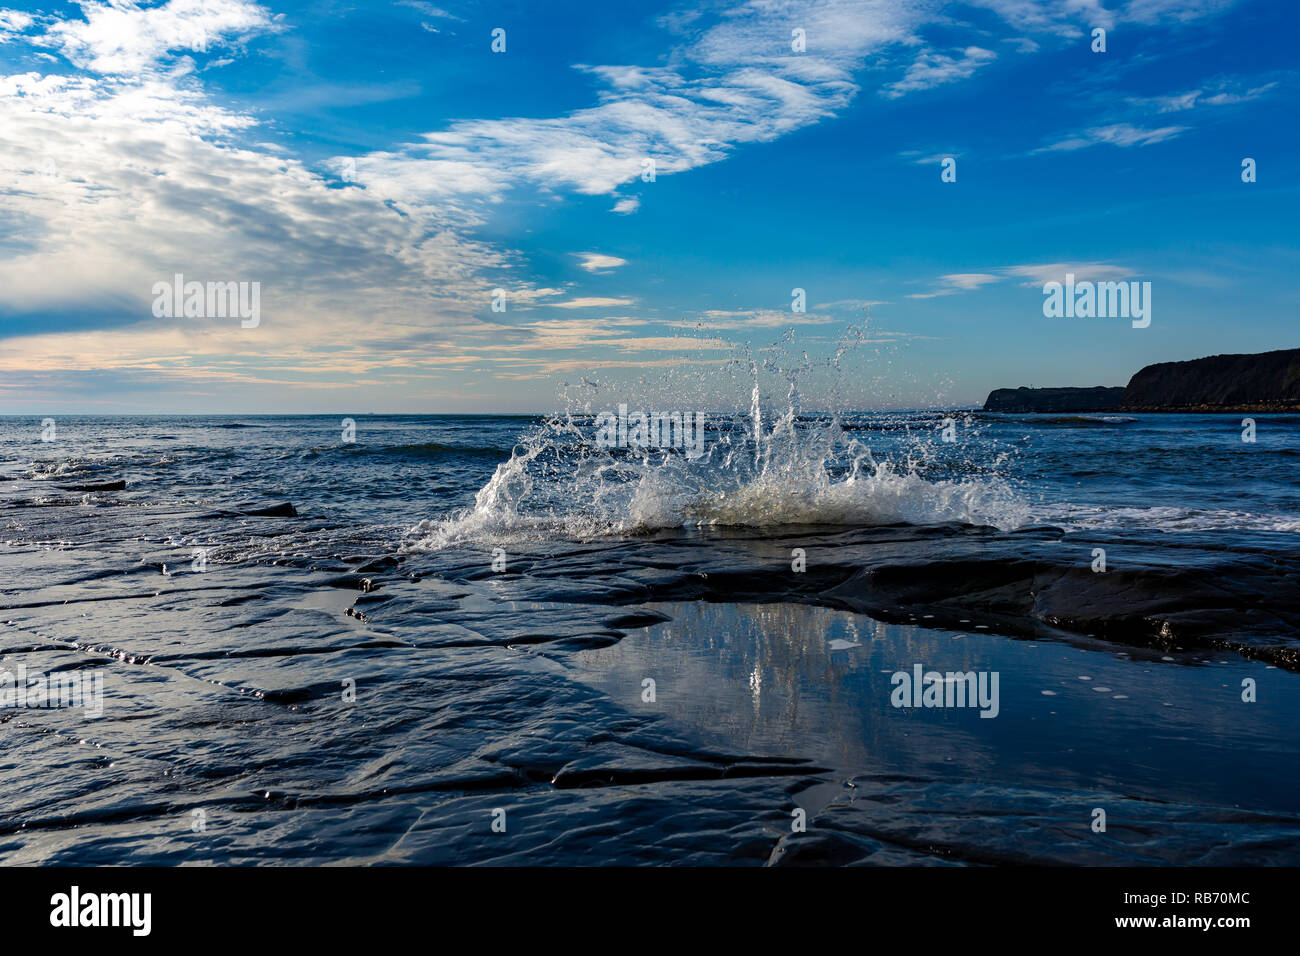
407, 334, 1027, 550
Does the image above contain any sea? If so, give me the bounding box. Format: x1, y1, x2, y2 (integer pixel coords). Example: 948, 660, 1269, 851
2, 407, 1299, 864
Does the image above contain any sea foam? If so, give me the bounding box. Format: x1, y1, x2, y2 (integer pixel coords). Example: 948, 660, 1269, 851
407, 406, 1027, 550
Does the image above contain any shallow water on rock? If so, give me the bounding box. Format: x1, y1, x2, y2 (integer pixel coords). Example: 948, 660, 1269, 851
569, 602, 1300, 814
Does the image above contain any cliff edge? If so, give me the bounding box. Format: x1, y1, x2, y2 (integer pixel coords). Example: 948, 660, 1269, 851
983, 348, 1300, 413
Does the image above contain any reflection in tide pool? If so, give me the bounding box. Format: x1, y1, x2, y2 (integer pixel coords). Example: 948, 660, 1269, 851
569, 602, 1300, 814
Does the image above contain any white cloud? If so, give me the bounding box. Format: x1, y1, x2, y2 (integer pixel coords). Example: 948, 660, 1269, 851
397, 1, 462, 21
944, 273, 1002, 290
966, 0, 1116, 36
1002, 262, 1138, 285
882, 47, 997, 99
575, 252, 628, 273
908, 264, 1138, 298
901, 149, 964, 165
679, 309, 838, 330
1123, 0, 1237, 24
0, 9, 34, 36
0, 54, 513, 385
813, 299, 888, 311
342, 0, 941, 206
549, 297, 635, 309
490, 287, 568, 308
1036, 68, 1271, 157
907, 273, 1001, 298
0, 0, 1254, 398
473, 317, 725, 355
46, 0, 276, 76
1003, 37, 1040, 53
1129, 79, 1278, 112
494, 356, 729, 381
1036, 122, 1189, 151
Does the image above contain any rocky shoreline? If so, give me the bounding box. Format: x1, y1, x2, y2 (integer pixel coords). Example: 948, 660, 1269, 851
984, 347, 1300, 413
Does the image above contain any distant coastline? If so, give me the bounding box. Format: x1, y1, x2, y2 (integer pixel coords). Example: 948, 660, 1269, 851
984, 347, 1300, 413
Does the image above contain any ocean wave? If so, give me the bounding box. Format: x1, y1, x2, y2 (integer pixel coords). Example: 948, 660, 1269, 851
295, 442, 512, 462
24, 459, 110, 479
407, 408, 1028, 550
350, 441, 509, 458
1010, 415, 1138, 426
1048, 504, 1300, 533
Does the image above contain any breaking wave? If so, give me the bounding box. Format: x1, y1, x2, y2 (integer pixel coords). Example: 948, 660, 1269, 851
408, 338, 1028, 550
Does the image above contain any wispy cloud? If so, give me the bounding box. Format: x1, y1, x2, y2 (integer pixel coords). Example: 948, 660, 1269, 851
677, 309, 838, 330
575, 253, 628, 273
909, 263, 1139, 298
494, 356, 729, 381
396, 1, 462, 21
1127, 77, 1279, 112
1035, 122, 1189, 152
1037, 73, 1275, 154
1001, 262, 1138, 285
1124, 0, 1238, 25
898, 149, 964, 165
813, 299, 888, 311
965, 0, 1116, 36
341, 0, 955, 207
549, 297, 635, 309
907, 273, 1001, 298
883, 47, 997, 100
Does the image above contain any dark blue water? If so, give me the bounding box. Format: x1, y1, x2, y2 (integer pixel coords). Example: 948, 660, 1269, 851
2, 412, 1298, 865
6, 411, 1296, 537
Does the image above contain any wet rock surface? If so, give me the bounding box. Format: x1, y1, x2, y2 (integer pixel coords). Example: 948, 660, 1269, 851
3, 494, 1299, 865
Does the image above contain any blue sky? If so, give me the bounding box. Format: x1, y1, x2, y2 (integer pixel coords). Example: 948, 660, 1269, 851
0, 0, 1296, 413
